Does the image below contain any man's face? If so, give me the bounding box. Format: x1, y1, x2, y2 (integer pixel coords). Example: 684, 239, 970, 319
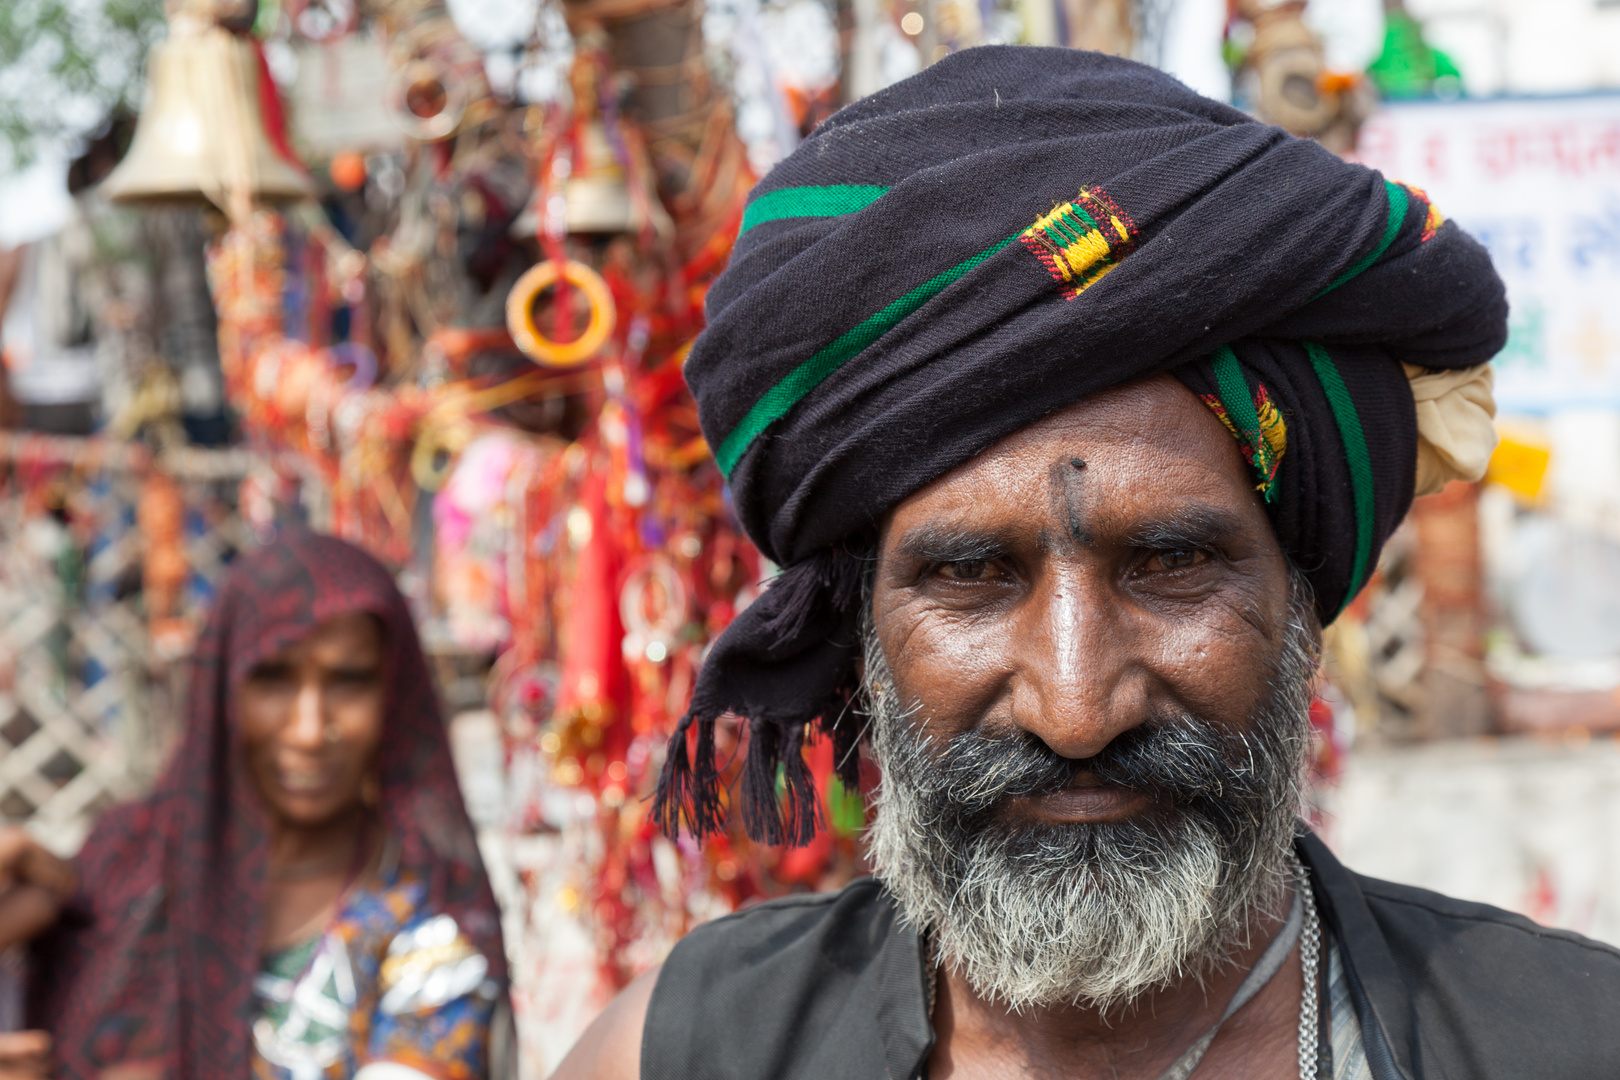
865, 374, 1317, 1012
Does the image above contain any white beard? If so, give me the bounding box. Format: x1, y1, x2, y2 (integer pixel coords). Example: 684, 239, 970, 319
860, 592, 1316, 1014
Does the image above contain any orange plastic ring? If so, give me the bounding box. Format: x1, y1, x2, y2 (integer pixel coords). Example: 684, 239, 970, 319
505, 259, 616, 369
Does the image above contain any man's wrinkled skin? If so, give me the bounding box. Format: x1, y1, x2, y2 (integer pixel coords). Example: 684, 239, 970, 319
555, 375, 1315, 1080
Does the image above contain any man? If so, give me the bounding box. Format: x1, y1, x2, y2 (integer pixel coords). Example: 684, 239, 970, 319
560, 46, 1620, 1080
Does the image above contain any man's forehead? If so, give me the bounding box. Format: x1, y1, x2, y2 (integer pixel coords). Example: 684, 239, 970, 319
880, 376, 1261, 547
887, 496, 1260, 557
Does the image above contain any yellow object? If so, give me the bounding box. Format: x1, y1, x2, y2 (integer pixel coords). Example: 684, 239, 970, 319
1486, 436, 1551, 501
506, 259, 616, 368
410, 422, 468, 492
411, 367, 600, 491
103, 22, 315, 209
378, 935, 479, 993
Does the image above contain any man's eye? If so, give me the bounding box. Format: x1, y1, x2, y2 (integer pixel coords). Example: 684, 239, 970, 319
938, 559, 992, 581
1148, 549, 1207, 571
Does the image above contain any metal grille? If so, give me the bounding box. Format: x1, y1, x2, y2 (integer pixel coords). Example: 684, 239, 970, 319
0, 436, 260, 853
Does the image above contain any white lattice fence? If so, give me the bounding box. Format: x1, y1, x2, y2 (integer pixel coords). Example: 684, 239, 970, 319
0, 437, 261, 853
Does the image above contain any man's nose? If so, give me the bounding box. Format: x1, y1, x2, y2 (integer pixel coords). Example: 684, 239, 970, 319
1008, 568, 1146, 759
284, 678, 326, 748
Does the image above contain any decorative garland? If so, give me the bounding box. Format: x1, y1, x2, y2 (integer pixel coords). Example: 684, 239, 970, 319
200, 40, 871, 1005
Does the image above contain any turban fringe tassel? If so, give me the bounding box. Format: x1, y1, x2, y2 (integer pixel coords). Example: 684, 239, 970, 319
652, 549, 866, 845
655, 711, 726, 840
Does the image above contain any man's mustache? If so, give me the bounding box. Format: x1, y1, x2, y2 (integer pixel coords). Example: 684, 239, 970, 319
919, 712, 1280, 832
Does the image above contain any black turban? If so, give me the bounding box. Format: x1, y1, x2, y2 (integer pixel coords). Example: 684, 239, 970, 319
656, 46, 1507, 845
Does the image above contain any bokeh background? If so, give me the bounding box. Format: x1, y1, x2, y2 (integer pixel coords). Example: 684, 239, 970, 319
2, 0, 1620, 1072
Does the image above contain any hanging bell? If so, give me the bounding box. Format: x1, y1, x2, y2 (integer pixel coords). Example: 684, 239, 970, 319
563, 119, 636, 234
102, 21, 315, 206
512, 119, 674, 238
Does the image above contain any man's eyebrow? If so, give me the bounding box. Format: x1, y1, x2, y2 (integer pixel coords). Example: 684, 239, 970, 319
892, 522, 1012, 562
1122, 505, 1249, 550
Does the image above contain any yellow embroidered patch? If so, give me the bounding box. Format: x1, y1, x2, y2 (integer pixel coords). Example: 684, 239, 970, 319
1255, 385, 1288, 462
1201, 383, 1288, 502
1020, 187, 1138, 300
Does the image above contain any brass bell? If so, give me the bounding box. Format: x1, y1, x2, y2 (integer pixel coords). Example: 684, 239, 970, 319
102, 19, 315, 206
512, 52, 673, 239
511, 119, 673, 238
565, 118, 635, 234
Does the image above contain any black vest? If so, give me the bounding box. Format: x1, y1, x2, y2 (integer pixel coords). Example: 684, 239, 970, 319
642, 833, 1620, 1080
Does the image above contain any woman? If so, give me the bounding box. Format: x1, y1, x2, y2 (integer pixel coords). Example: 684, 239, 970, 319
26, 532, 508, 1080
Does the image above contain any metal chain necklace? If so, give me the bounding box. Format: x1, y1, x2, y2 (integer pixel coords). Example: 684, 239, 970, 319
922, 860, 1325, 1080
1297, 856, 1323, 1080
1154, 858, 1322, 1080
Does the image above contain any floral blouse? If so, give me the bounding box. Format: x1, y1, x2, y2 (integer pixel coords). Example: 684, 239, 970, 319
250, 846, 498, 1080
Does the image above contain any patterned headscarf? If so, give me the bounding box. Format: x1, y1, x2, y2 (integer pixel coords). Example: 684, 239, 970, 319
31, 532, 505, 1078
655, 46, 1507, 846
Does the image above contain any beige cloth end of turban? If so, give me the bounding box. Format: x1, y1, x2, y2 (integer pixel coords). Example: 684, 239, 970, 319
1403, 363, 1499, 498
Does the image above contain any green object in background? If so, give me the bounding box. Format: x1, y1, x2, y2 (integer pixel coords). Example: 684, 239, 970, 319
827, 774, 866, 838
252, 0, 280, 40
772, 767, 866, 837
1366, 11, 1462, 99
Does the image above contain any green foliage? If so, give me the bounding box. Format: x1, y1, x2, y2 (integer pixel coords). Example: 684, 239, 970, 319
0, 0, 166, 174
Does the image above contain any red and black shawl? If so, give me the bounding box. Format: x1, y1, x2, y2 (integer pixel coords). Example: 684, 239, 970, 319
31, 531, 506, 1079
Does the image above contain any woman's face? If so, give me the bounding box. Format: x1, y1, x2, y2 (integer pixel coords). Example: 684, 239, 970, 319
237, 612, 387, 830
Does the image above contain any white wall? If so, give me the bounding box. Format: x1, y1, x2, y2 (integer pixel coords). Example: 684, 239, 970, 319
1325, 738, 1620, 946
1406, 0, 1620, 96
